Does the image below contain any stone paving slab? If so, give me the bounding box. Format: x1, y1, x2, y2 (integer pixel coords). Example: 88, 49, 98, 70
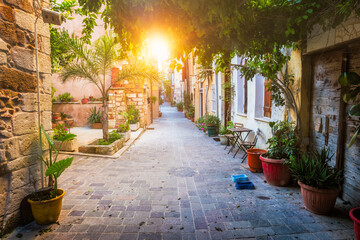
7, 103, 356, 240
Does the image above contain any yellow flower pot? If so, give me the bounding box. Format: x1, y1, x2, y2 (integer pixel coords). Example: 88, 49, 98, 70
28, 189, 65, 225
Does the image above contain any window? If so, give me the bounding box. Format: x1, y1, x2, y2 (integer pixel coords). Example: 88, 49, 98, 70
236, 57, 247, 114
211, 85, 216, 112
255, 75, 271, 118
263, 79, 272, 118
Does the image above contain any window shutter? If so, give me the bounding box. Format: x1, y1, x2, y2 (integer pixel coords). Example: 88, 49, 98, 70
264, 79, 272, 118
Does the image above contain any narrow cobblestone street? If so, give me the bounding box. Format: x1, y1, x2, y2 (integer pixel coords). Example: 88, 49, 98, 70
10, 104, 355, 240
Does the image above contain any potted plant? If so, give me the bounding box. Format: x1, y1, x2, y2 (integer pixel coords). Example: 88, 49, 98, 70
28, 126, 73, 225
89, 95, 94, 101
350, 208, 360, 240
51, 119, 57, 129
53, 124, 78, 152
205, 114, 220, 137
128, 105, 140, 131
219, 125, 229, 145
288, 147, 342, 215
87, 107, 102, 129
116, 122, 131, 142
247, 149, 267, 173
196, 115, 207, 132
81, 97, 89, 104
187, 104, 195, 122
58, 92, 74, 103
259, 120, 300, 186
176, 102, 183, 112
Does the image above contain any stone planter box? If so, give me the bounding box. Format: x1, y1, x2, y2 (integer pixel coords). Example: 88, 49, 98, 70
54, 139, 78, 152
120, 130, 131, 142
78, 138, 125, 155
130, 122, 140, 131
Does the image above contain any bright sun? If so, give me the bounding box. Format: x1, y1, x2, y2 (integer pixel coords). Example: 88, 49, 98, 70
148, 36, 170, 61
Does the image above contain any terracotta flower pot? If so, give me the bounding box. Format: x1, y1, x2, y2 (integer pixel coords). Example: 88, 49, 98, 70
298, 181, 340, 215
81, 98, 89, 104
350, 207, 360, 240
247, 149, 267, 173
259, 155, 291, 186
52, 113, 61, 118
91, 123, 102, 129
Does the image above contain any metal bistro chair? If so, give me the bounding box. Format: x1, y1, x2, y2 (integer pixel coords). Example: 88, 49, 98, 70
239, 129, 260, 163
224, 123, 244, 150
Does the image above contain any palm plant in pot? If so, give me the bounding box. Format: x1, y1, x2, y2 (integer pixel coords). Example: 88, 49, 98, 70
259, 120, 300, 186
88, 107, 102, 129
205, 114, 220, 137
287, 147, 342, 215
28, 126, 73, 225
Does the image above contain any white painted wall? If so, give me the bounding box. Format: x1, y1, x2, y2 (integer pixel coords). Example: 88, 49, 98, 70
229, 56, 285, 149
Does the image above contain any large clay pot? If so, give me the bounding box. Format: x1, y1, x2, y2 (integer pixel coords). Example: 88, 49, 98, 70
28, 189, 65, 225
298, 181, 340, 215
350, 208, 360, 240
247, 149, 267, 173
259, 155, 291, 186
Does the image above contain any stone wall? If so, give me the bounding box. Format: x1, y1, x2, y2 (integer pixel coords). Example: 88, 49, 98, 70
108, 84, 151, 128
309, 41, 360, 208
0, 0, 51, 235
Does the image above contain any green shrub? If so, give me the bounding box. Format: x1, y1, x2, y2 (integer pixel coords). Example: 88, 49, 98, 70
116, 122, 130, 133
287, 147, 342, 189
196, 115, 207, 132
99, 130, 123, 145
204, 114, 220, 127
266, 120, 300, 160
176, 102, 183, 111
87, 107, 102, 124
187, 104, 195, 118
53, 124, 76, 141
128, 105, 140, 124
58, 92, 74, 102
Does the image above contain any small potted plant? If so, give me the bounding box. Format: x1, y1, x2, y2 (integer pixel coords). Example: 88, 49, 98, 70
219, 125, 229, 145
58, 92, 74, 103
205, 114, 220, 137
127, 105, 140, 131
187, 104, 195, 122
116, 116, 131, 142
288, 147, 342, 215
176, 102, 183, 112
87, 107, 102, 129
53, 124, 78, 152
89, 95, 94, 101
28, 126, 73, 225
259, 120, 300, 186
81, 97, 89, 104
196, 116, 207, 132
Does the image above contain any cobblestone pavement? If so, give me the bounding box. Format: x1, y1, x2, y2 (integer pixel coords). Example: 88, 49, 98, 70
10, 104, 355, 240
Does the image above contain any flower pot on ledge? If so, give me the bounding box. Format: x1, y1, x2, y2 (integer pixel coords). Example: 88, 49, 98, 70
130, 122, 140, 131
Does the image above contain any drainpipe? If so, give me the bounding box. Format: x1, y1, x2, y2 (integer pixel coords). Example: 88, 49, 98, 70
35, 14, 44, 189
215, 72, 219, 118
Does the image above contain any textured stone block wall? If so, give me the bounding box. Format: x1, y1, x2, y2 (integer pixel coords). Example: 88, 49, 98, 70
0, 0, 51, 235
108, 85, 149, 128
